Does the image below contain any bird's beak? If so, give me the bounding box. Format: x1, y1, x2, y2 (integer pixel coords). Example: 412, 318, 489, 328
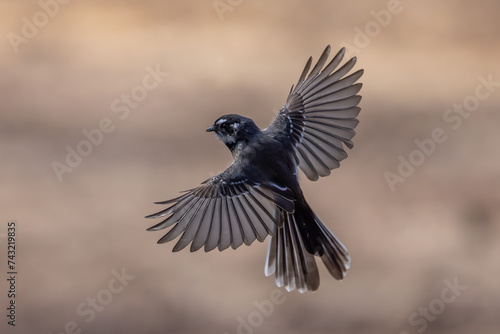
206, 126, 216, 132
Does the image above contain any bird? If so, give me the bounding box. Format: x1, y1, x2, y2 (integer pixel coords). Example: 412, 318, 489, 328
146, 45, 363, 293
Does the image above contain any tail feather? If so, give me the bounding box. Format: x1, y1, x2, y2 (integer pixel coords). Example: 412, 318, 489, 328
265, 201, 350, 293
316, 215, 351, 280
265, 213, 320, 293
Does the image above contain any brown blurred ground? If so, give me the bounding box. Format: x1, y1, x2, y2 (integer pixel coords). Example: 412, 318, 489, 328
1, 1, 499, 333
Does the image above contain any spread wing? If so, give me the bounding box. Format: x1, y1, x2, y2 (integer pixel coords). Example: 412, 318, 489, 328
146, 164, 295, 253
265, 45, 364, 181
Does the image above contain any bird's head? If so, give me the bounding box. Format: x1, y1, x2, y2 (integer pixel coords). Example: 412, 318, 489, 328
206, 114, 260, 154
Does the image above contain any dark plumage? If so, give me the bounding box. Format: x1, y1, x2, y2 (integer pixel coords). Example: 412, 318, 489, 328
146, 45, 363, 293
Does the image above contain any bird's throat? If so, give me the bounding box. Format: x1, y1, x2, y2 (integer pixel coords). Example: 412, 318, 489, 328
227, 141, 244, 160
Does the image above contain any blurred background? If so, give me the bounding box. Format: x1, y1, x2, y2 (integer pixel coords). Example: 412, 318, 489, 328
1, 1, 499, 333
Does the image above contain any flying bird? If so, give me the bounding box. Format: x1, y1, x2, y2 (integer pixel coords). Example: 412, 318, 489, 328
146, 45, 363, 293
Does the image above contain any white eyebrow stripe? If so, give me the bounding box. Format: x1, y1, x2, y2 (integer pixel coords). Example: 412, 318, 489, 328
216, 119, 227, 125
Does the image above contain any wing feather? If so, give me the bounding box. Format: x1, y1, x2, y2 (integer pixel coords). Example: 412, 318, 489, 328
191, 198, 216, 252
155, 196, 204, 243
204, 198, 222, 252
147, 164, 295, 252
217, 197, 232, 251
172, 197, 209, 252
226, 195, 245, 249
265, 45, 363, 181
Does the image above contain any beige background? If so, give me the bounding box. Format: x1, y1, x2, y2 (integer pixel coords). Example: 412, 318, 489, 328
1, 1, 499, 333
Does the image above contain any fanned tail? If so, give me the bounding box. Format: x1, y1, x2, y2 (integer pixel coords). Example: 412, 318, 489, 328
265, 200, 350, 293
